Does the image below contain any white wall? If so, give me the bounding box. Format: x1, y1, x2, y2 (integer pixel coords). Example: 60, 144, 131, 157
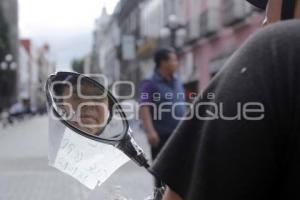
141, 0, 164, 38
18, 45, 30, 99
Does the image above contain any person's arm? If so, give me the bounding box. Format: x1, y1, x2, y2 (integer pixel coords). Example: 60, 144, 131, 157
162, 187, 182, 200
139, 105, 160, 147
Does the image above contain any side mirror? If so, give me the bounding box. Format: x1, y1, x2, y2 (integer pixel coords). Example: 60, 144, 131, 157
46, 71, 149, 168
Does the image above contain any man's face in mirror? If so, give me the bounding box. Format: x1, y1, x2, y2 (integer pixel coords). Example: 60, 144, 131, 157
263, 0, 300, 26
61, 80, 110, 135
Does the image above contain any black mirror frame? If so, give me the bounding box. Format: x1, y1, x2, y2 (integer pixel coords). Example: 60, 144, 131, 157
45, 71, 129, 146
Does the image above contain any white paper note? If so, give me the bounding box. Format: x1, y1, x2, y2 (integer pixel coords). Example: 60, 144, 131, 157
51, 127, 130, 190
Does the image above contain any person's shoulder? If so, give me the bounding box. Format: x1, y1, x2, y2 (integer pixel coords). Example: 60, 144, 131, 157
246, 20, 300, 46
265, 19, 300, 33
141, 78, 153, 86
141, 73, 156, 85
139, 77, 156, 92
173, 74, 184, 85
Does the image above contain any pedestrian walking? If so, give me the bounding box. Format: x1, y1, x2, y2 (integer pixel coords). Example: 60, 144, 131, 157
139, 47, 185, 187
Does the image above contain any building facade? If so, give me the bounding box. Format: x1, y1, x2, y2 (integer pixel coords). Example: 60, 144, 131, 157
116, 0, 143, 97
138, 0, 164, 80
91, 8, 111, 74
19, 40, 55, 112
91, 0, 264, 100
180, 0, 264, 93
91, 7, 121, 89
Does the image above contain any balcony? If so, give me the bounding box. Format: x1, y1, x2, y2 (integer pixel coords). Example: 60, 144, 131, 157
199, 8, 221, 37
223, 0, 251, 27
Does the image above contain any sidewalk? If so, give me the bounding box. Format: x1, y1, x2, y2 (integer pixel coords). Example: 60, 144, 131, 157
0, 116, 154, 200
0, 116, 89, 200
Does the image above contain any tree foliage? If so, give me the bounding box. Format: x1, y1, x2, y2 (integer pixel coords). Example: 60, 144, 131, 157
71, 58, 85, 73
0, 2, 10, 61
0, 2, 15, 108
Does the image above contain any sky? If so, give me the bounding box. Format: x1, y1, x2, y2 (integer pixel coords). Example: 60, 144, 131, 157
19, 0, 119, 70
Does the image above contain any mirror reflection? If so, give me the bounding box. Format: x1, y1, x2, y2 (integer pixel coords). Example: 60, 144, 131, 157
49, 73, 127, 140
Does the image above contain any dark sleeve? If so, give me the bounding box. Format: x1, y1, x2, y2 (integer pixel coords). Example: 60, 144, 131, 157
150, 20, 300, 200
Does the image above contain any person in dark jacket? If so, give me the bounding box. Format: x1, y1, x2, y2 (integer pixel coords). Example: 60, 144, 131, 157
151, 0, 300, 200
139, 47, 185, 187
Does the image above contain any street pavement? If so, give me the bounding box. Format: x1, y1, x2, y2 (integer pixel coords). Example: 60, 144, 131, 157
0, 116, 154, 200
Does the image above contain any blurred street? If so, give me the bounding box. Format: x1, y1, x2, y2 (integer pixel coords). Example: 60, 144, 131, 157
0, 117, 153, 200
0, 0, 267, 199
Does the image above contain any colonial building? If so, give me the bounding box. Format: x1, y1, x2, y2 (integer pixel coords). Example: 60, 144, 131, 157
91, 0, 264, 101
138, 0, 264, 96
91, 8, 111, 74
116, 0, 143, 97
19, 40, 55, 112
179, 0, 263, 93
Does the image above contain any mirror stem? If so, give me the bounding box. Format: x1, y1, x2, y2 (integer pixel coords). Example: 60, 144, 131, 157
116, 128, 150, 169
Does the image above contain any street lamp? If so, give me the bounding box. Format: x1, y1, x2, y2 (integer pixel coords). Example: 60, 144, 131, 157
5, 54, 13, 62
1, 62, 8, 70
1, 54, 16, 71
159, 27, 171, 39
10, 62, 17, 70
160, 14, 186, 48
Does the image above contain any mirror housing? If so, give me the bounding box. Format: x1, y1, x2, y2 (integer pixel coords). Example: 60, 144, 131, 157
46, 71, 149, 168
